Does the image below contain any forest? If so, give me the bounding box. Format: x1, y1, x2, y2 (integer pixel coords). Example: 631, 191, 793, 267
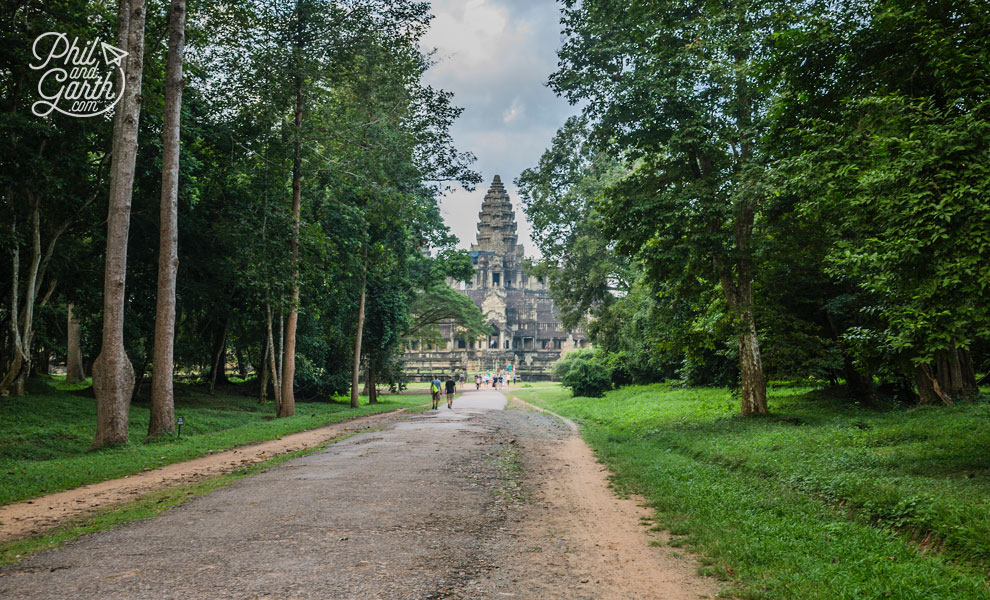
519, 0, 989, 413
2, 0, 989, 445
0, 0, 488, 447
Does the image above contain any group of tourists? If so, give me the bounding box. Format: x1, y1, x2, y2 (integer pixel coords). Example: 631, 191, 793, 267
429, 368, 520, 410
429, 375, 456, 410
473, 370, 516, 390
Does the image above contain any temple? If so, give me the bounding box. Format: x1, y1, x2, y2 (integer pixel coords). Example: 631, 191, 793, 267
403, 175, 588, 380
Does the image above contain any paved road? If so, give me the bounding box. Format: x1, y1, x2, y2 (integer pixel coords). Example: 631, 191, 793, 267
0, 390, 521, 599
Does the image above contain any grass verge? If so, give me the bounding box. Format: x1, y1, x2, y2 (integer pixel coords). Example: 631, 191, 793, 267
0, 437, 354, 566
512, 384, 990, 600
0, 378, 428, 505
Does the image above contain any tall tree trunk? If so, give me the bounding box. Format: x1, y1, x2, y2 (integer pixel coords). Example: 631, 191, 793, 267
66, 304, 86, 383
258, 330, 270, 403
267, 303, 282, 414
367, 359, 377, 404
148, 0, 185, 439
92, 0, 145, 449
235, 346, 248, 379
737, 313, 767, 416
958, 348, 977, 397
279, 80, 304, 419
0, 222, 24, 396
350, 254, 367, 408
209, 321, 227, 394
716, 213, 767, 416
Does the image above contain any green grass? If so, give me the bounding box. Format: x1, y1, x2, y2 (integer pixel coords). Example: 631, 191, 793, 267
512, 384, 990, 600
0, 378, 428, 506
0, 440, 336, 566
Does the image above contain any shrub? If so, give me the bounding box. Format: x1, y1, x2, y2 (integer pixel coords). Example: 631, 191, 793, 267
551, 348, 596, 379
560, 358, 613, 398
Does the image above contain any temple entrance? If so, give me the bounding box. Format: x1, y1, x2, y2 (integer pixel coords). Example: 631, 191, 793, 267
488, 323, 500, 349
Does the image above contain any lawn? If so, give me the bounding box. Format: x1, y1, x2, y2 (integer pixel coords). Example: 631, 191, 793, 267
511, 383, 990, 600
0, 378, 428, 506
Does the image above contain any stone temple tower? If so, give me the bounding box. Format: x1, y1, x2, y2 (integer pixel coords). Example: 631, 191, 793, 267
403, 175, 588, 380
469, 175, 526, 290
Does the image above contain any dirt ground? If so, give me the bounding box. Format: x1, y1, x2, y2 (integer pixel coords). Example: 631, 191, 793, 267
0, 390, 719, 599
0, 408, 417, 543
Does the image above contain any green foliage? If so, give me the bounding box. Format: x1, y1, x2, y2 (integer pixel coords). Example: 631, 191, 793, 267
560, 359, 612, 398
516, 384, 990, 599
552, 349, 612, 397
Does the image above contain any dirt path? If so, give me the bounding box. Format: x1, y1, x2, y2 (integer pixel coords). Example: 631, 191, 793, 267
0, 407, 416, 543
0, 390, 719, 599
478, 397, 720, 599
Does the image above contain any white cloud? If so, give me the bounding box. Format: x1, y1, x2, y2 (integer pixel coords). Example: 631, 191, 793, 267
502, 97, 524, 123
422, 0, 579, 256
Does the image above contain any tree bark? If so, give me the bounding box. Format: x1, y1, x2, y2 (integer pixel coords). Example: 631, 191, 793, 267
716, 219, 767, 415
66, 304, 86, 383
258, 330, 270, 403
92, 0, 145, 448
66, 305, 86, 382
737, 316, 767, 416
0, 221, 24, 396
148, 0, 185, 439
958, 348, 977, 397
917, 363, 953, 406
916, 365, 937, 404
208, 320, 228, 394
367, 359, 377, 404
278, 1, 306, 419
267, 303, 282, 414
350, 255, 367, 409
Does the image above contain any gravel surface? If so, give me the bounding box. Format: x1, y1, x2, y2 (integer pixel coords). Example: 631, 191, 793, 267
0, 390, 718, 599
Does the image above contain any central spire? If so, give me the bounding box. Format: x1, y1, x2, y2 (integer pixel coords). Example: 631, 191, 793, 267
472, 174, 518, 254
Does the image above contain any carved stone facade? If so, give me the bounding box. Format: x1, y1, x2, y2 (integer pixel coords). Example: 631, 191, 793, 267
403, 175, 587, 380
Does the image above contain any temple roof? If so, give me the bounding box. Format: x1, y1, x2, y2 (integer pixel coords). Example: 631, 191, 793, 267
471, 174, 520, 256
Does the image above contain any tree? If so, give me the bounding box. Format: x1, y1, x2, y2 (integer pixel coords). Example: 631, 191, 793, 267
92, 0, 147, 448
549, 1, 790, 414
770, 0, 990, 404
148, 0, 187, 439
65, 304, 86, 383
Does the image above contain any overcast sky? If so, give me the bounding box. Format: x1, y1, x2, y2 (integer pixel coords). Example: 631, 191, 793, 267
421, 0, 577, 255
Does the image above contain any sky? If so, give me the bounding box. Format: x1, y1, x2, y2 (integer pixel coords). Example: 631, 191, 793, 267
420, 0, 578, 256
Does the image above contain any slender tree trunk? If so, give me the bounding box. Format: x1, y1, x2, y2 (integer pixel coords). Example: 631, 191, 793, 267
367, 360, 377, 404
258, 331, 270, 403
148, 0, 185, 439
350, 255, 367, 408
0, 222, 24, 396
717, 240, 767, 415
278, 2, 306, 418
209, 321, 227, 394
267, 302, 282, 414
66, 304, 86, 383
92, 0, 145, 449
278, 92, 303, 417
235, 346, 247, 379
737, 314, 767, 416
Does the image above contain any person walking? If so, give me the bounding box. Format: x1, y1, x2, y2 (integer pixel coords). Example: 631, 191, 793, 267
430, 375, 442, 410
445, 375, 456, 409
474, 374, 481, 390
